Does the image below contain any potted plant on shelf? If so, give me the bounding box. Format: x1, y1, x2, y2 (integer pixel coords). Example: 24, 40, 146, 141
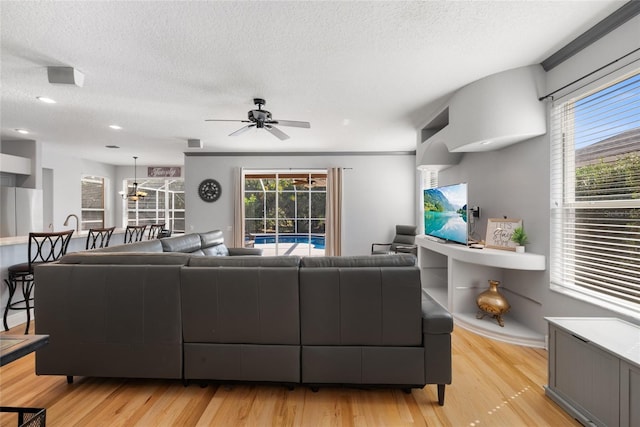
511, 226, 528, 253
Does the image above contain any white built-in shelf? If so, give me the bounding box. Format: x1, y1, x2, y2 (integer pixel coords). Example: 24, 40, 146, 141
416, 235, 546, 270
417, 235, 547, 348
456, 312, 544, 348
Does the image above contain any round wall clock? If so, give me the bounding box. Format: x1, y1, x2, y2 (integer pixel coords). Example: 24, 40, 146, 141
198, 179, 222, 202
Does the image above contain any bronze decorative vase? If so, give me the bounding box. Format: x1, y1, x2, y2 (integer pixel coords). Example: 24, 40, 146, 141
476, 280, 511, 327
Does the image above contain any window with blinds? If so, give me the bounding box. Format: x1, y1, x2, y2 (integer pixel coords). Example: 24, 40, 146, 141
81, 175, 105, 230
550, 70, 640, 315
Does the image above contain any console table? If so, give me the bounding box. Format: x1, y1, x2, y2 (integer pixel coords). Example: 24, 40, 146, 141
416, 235, 546, 347
545, 317, 640, 427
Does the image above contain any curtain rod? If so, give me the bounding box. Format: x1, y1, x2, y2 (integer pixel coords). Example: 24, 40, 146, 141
538, 47, 640, 102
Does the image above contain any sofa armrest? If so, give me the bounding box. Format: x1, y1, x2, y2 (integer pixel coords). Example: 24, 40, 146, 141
421, 289, 452, 400
421, 290, 453, 334
228, 247, 264, 256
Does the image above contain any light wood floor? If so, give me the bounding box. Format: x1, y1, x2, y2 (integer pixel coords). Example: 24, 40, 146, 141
0, 323, 580, 426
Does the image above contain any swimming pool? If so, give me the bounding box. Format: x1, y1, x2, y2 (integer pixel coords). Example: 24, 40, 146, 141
253, 234, 326, 249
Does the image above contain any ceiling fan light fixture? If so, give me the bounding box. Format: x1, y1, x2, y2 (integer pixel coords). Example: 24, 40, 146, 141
206, 98, 310, 141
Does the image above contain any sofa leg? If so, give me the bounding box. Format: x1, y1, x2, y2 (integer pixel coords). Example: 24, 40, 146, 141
437, 384, 445, 406
66, 376, 73, 384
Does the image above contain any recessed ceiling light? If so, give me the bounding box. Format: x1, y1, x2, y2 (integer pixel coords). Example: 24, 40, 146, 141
105, 145, 120, 149
37, 96, 56, 104
109, 125, 122, 130
15, 129, 29, 134
480, 140, 493, 145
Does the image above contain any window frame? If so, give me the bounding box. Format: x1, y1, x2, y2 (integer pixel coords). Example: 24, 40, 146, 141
243, 170, 327, 256
549, 68, 640, 318
81, 175, 106, 230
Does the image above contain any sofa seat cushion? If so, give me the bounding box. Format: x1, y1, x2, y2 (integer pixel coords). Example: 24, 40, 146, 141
201, 244, 229, 256
300, 254, 416, 268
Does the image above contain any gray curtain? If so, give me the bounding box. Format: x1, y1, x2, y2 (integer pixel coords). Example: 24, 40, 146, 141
325, 167, 343, 256
233, 167, 244, 248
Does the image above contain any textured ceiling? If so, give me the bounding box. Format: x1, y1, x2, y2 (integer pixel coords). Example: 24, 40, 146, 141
0, 1, 625, 166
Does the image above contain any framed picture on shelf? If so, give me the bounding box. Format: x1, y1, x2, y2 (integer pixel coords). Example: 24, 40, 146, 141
485, 218, 522, 251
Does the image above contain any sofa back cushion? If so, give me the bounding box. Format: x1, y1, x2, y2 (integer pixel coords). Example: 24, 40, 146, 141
300, 258, 422, 347
300, 254, 416, 268
160, 233, 202, 253
181, 260, 300, 345
199, 230, 225, 248
94, 239, 164, 253
34, 263, 183, 378
59, 252, 191, 265
188, 256, 300, 268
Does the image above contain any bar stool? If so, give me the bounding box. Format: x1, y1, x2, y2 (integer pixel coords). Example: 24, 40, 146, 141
147, 223, 165, 240
85, 226, 115, 250
3, 230, 74, 334
124, 225, 147, 243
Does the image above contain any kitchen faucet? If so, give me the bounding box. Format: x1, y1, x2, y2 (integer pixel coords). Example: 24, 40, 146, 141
63, 214, 79, 233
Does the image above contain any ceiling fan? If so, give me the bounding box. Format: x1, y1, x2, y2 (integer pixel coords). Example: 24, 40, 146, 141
206, 98, 310, 141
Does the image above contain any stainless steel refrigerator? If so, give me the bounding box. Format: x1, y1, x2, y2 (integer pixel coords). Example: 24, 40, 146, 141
0, 187, 43, 237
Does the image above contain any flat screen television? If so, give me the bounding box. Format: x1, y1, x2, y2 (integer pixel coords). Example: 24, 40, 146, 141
423, 182, 468, 245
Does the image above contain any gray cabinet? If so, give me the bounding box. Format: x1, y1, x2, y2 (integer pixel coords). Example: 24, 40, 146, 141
546, 318, 640, 427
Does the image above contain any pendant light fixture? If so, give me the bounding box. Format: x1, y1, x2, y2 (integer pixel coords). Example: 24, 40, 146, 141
124, 156, 147, 201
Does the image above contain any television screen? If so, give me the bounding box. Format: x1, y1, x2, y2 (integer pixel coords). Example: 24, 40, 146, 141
423, 182, 468, 245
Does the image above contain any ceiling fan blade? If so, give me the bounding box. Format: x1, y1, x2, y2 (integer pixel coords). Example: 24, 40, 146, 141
206, 119, 252, 124
270, 120, 310, 128
265, 125, 290, 141
229, 124, 255, 136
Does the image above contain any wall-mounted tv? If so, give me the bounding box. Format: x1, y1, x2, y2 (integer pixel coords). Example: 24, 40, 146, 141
423, 182, 468, 245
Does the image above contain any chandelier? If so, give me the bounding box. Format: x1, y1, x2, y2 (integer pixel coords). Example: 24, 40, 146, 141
123, 156, 147, 201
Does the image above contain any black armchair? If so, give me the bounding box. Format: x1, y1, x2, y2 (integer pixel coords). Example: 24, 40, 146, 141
371, 224, 418, 255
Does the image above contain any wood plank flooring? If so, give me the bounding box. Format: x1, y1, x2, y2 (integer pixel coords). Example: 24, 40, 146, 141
0, 324, 580, 426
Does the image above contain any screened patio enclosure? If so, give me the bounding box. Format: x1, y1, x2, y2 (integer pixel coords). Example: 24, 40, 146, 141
244, 171, 327, 256
124, 178, 185, 234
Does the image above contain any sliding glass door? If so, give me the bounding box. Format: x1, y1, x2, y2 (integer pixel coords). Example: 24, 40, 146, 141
244, 171, 327, 256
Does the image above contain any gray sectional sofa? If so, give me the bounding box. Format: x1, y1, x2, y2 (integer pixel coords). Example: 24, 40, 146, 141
34, 232, 453, 405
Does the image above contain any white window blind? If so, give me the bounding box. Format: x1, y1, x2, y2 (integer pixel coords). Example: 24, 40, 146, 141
550, 70, 640, 315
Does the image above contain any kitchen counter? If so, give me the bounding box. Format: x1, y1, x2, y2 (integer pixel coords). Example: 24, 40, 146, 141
0, 228, 125, 247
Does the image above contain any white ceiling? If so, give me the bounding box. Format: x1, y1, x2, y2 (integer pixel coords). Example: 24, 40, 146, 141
0, 1, 626, 166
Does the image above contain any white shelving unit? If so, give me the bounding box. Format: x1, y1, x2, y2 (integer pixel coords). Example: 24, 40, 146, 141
416, 235, 547, 347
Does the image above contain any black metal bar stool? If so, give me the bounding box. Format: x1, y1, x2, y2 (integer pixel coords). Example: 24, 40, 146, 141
3, 230, 74, 334
147, 223, 165, 240
124, 225, 147, 243
85, 226, 115, 250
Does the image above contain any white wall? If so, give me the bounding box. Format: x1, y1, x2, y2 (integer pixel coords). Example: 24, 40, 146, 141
41, 147, 118, 231
434, 14, 640, 332
185, 153, 416, 256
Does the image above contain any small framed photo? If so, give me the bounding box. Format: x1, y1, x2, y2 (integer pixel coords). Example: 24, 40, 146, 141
485, 218, 522, 251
